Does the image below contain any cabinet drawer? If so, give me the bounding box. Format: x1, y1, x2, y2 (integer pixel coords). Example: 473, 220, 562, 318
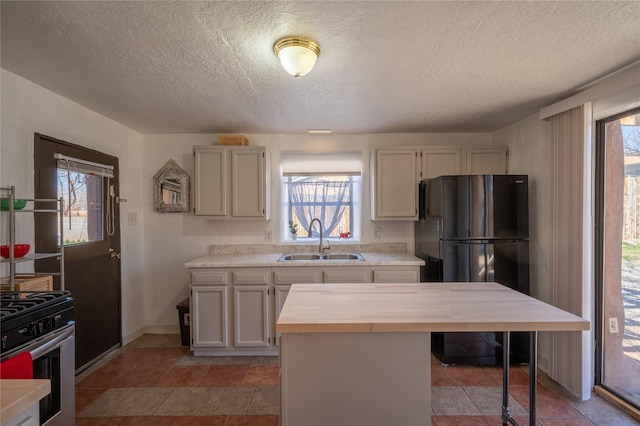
232, 269, 270, 285
373, 269, 419, 283
191, 270, 229, 285
323, 268, 372, 283
273, 269, 322, 284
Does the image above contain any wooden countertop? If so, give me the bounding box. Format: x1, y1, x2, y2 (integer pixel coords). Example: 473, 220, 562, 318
276, 282, 590, 333
1, 379, 50, 424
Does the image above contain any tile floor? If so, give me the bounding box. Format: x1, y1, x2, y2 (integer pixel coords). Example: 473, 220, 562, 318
75, 334, 639, 426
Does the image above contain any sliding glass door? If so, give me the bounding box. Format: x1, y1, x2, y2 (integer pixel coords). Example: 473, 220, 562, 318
595, 108, 640, 409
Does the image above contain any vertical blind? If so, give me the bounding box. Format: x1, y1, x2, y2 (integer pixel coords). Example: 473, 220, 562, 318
548, 104, 592, 400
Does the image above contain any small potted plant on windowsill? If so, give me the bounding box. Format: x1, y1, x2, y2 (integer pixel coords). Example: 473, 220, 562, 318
288, 220, 298, 240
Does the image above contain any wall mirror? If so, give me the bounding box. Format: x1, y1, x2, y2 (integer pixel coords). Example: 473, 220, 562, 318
153, 159, 190, 212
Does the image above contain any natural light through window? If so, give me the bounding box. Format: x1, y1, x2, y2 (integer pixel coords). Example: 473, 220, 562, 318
55, 154, 114, 246
281, 152, 362, 242
57, 169, 104, 245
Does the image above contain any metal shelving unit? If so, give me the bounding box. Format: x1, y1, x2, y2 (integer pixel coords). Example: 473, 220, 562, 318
1, 185, 65, 291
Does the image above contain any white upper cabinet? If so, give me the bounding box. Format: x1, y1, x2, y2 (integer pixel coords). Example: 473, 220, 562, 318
194, 146, 269, 218
466, 148, 508, 175
194, 147, 227, 216
420, 148, 462, 179
371, 149, 418, 220
371, 146, 507, 221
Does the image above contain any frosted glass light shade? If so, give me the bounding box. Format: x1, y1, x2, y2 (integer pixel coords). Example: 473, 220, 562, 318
274, 37, 320, 78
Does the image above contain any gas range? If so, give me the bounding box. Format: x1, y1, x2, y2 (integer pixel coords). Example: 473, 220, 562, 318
0, 290, 75, 359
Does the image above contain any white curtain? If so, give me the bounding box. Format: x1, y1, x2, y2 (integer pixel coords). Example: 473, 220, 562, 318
289, 180, 351, 236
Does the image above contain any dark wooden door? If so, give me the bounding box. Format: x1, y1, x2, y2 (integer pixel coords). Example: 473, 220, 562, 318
34, 133, 121, 372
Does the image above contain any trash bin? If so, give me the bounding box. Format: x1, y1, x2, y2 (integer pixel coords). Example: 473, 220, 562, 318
176, 298, 190, 347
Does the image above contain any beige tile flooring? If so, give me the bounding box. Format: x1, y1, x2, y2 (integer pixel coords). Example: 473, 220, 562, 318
75, 334, 639, 425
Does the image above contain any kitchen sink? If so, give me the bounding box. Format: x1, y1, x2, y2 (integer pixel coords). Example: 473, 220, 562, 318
322, 253, 364, 260
278, 253, 365, 262
279, 254, 324, 261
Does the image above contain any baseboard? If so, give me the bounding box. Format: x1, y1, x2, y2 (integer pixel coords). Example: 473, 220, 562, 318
594, 385, 640, 421
122, 325, 180, 345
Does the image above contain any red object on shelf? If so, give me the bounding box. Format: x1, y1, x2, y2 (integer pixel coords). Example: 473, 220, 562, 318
0, 244, 30, 259
0, 352, 33, 379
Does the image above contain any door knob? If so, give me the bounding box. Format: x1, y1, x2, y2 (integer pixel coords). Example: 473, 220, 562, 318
109, 250, 121, 259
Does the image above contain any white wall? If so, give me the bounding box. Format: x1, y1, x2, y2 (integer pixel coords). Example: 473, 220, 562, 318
1, 67, 513, 341
141, 133, 494, 329
0, 69, 146, 341
492, 112, 551, 369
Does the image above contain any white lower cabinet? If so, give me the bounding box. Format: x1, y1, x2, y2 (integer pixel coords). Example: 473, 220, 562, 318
373, 266, 420, 283
189, 264, 420, 354
274, 285, 291, 347
4, 402, 39, 426
273, 268, 323, 346
323, 267, 373, 283
234, 285, 269, 347
192, 285, 229, 348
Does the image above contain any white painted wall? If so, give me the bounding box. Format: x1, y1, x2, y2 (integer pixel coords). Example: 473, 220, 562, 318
492, 112, 551, 370
0, 69, 146, 341
5, 67, 545, 346
141, 132, 494, 330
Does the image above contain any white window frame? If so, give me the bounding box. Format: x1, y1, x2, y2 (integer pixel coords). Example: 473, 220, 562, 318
280, 152, 362, 243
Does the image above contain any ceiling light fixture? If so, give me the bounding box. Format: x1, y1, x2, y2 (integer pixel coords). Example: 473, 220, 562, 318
308, 129, 332, 134
274, 36, 321, 78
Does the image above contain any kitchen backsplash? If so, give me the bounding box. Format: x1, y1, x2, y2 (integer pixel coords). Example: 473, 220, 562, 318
209, 242, 408, 255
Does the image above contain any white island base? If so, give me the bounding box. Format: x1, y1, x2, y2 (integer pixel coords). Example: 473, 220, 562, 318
280, 332, 431, 426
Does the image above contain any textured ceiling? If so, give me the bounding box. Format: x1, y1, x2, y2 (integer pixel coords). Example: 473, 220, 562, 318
2, 1, 640, 135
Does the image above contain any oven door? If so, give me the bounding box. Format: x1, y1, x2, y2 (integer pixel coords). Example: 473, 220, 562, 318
21, 324, 75, 426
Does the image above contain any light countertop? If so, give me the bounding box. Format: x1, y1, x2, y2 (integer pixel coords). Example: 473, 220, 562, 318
276, 282, 590, 334
1, 380, 50, 424
185, 252, 424, 268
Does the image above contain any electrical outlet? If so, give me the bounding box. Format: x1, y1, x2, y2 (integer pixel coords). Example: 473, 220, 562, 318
374, 227, 381, 240
265, 229, 272, 242
609, 317, 619, 334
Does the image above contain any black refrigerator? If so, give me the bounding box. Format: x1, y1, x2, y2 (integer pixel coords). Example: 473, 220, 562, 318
415, 175, 530, 365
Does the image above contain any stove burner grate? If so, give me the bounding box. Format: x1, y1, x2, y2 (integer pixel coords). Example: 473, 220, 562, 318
0, 290, 73, 319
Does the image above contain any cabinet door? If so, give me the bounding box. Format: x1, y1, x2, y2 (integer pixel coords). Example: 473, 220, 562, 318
192, 286, 228, 348
231, 148, 266, 217
234, 285, 269, 347
194, 148, 227, 216
372, 149, 418, 220
420, 149, 462, 179
274, 284, 292, 347
466, 148, 508, 175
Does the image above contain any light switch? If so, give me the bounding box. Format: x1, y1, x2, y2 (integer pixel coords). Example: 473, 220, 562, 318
127, 212, 138, 226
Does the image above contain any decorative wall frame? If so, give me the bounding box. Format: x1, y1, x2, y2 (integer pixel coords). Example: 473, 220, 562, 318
153, 159, 190, 212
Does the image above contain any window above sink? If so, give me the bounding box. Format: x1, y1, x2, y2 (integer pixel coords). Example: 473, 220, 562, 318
280, 151, 363, 243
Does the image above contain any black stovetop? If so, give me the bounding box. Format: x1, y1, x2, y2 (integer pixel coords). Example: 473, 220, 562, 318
1, 290, 74, 356
0, 290, 72, 319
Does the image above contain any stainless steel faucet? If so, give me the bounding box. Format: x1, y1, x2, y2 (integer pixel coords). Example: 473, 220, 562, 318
307, 218, 323, 254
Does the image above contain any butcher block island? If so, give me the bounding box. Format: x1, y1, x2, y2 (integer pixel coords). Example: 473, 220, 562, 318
276, 282, 590, 426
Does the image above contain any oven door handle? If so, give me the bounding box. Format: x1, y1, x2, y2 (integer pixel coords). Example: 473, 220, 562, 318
29, 325, 75, 360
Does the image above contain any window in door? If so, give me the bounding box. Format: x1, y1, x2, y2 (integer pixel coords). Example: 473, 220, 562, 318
56, 155, 114, 245
595, 108, 640, 410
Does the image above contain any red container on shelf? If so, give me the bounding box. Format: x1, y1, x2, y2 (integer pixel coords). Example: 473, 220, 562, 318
0, 244, 30, 258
